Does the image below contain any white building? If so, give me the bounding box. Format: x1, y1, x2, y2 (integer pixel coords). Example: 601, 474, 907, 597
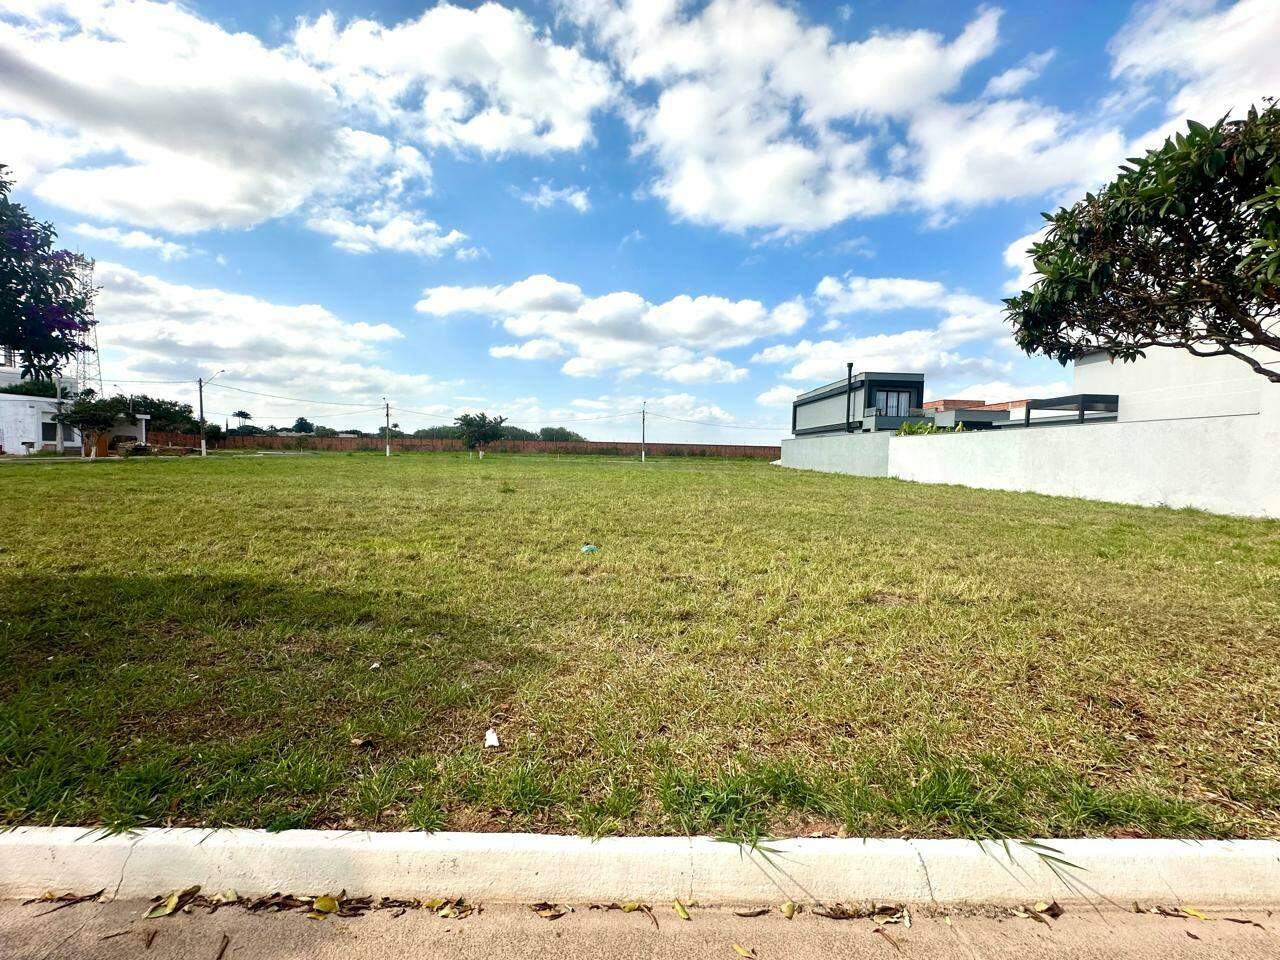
1073, 346, 1277, 423
0, 348, 148, 456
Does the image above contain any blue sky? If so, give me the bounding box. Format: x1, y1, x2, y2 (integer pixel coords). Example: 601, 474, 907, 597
3, 0, 1277, 440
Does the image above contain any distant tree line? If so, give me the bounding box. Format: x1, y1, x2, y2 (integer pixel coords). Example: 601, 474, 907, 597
213, 411, 587, 444
0, 379, 595, 447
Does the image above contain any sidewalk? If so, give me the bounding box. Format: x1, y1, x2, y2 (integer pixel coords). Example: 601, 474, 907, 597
3, 898, 1275, 960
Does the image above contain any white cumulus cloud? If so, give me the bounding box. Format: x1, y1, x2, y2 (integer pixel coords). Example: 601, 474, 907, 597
418, 274, 805, 383
90, 262, 439, 428
70, 223, 190, 261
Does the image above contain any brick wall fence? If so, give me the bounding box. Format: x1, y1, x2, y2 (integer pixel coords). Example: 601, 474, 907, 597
146, 431, 781, 460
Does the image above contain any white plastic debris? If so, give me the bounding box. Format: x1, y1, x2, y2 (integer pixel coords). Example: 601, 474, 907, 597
369, 661, 381, 670
484, 727, 500, 748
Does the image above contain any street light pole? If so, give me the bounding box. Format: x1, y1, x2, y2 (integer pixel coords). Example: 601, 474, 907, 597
198, 377, 206, 457
199, 369, 226, 458
641, 401, 646, 463
384, 398, 391, 458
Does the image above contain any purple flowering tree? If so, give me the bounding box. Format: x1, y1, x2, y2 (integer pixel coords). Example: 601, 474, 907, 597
0, 165, 96, 378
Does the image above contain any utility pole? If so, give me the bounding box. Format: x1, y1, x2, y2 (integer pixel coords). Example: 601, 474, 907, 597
198, 376, 206, 457
198, 369, 225, 458
384, 398, 391, 458
641, 401, 646, 463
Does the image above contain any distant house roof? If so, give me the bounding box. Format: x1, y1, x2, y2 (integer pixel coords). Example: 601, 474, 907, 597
922, 398, 988, 411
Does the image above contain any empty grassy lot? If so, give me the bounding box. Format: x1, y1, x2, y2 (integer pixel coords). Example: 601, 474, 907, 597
2, 452, 1278, 840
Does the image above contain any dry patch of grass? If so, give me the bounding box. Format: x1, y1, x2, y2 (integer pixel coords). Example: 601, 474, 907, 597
1, 452, 1278, 839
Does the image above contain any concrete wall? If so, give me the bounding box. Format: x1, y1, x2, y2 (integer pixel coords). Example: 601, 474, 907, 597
779, 432, 892, 477
888, 407, 1279, 518
780, 388, 1280, 518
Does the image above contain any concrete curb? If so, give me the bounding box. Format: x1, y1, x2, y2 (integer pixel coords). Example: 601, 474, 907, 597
4, 829, 1280, 906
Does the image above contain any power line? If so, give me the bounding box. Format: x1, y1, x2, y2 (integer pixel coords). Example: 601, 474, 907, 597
102, 376, 197, 385
393, 407, 642, 426
647, 412, 787, 431
204, 382, 381, 407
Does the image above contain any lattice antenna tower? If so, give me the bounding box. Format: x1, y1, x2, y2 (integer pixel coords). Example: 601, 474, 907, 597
71, 256, 103, 396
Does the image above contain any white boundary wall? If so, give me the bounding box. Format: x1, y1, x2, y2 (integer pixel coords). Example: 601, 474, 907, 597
781, 390, 1280, 518
778, 432, 891, 477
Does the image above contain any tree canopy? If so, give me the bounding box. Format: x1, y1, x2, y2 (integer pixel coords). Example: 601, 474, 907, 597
0, 377, 59, 397
538, 426, 587, 442
127, 394, 198, 433
0, 165, 96, 378
1006, 103, 1280, 383
52, 391, 136, 458
455, 412, 507, 449
291, 417, 315, 434
413, 425, 462, 439
498, 424, 538, 441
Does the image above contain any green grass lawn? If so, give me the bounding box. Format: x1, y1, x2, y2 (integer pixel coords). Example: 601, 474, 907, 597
2, 452, 1278, 840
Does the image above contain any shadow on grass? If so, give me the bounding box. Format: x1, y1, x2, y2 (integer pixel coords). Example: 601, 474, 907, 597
0, 573, 551, 832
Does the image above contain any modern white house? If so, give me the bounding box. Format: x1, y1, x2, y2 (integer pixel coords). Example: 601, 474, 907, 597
0, 348, 148, 456
780, 347, 1280, 519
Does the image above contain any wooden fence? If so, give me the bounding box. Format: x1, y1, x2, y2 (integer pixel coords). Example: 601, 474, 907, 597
146, 431, 781, 460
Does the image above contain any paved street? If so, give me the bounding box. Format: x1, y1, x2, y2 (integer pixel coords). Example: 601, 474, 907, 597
3, 898, 1276, 960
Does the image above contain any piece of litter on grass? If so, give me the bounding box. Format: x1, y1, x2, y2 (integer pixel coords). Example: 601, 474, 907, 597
369, 661, 380, 671
580, 544, 599, 554
674, 899, 691, 921
484, 728, 500, 748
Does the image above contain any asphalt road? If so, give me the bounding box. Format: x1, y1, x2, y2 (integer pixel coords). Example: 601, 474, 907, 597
3, 898, 1277, 960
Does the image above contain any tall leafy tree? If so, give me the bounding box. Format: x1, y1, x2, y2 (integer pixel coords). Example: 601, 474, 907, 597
454, 412, 507, 450
1006, 103, 1280, 383
0, 165, 96, 378
52, 391, 137, 459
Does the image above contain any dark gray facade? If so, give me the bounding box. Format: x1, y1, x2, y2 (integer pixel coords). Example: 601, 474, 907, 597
791, 368, 927, 436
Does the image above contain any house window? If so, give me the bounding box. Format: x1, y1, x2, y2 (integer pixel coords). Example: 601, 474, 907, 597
41, 421, 58, 442
874, 389, 913, 417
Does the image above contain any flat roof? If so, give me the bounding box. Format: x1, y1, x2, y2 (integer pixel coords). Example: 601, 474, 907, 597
794, 371, 925, 402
